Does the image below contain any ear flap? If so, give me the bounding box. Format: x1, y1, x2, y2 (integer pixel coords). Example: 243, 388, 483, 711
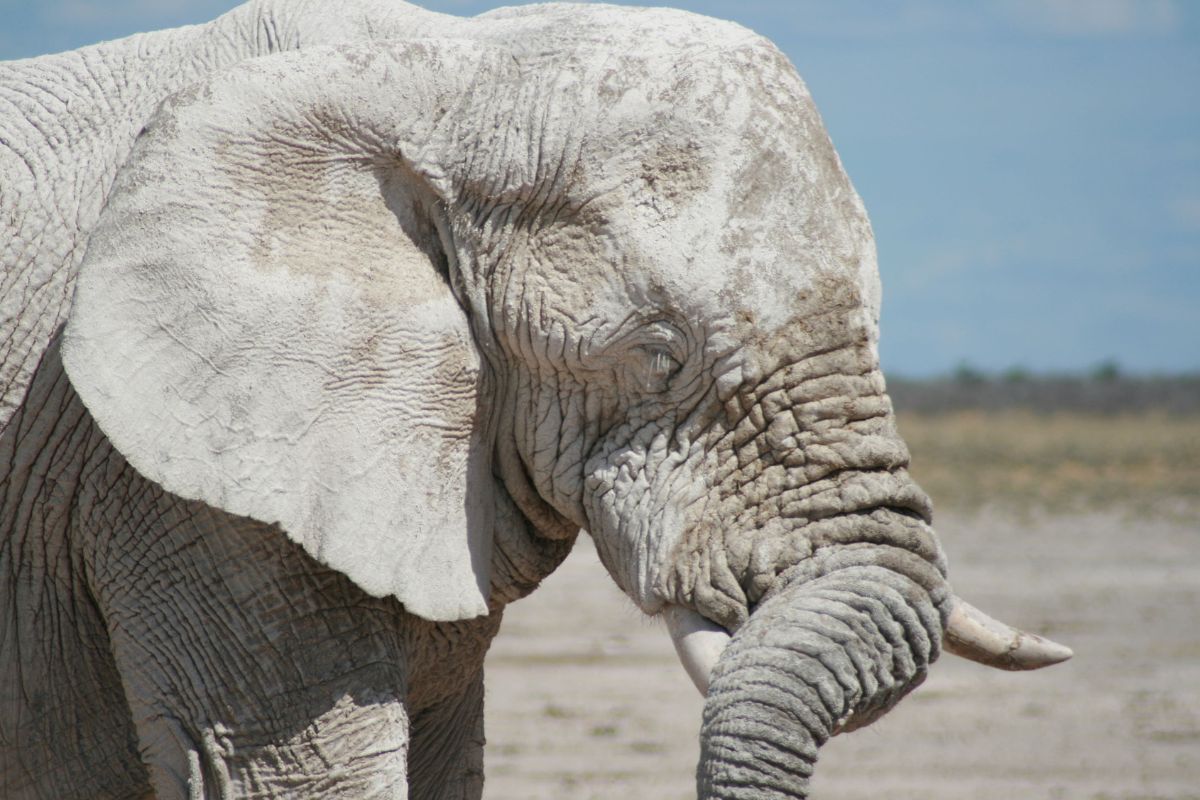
62, 43, 505, 621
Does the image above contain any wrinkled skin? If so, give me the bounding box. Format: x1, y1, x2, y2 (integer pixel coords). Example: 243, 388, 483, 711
1, 2, 1065, 798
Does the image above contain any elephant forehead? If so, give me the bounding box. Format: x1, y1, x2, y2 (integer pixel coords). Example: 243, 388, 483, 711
603, 217, 880, 364
561, 35, 881, 339
464, 10, 882, 351
596, 123, 881, 346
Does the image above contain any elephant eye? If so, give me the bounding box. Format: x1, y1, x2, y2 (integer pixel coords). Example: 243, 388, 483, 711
636, 343, 682, 392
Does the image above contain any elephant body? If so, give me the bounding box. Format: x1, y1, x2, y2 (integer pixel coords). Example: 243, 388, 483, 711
3, 337, 566, 797
1, 1, 1068, 797
2, 4, 566, 796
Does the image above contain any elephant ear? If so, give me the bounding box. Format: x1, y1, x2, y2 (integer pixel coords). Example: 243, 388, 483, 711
62, 42, 507, 621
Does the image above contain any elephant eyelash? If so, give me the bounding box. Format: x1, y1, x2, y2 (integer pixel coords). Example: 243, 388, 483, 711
636, 344, 683, 392
605, 319, 688, 393
651, 349, 675, 375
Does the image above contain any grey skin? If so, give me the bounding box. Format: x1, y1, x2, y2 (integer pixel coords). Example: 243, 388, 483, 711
1, 1, 1069, 798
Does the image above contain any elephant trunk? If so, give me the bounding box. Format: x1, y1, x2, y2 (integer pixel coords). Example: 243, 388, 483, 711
695, 562, 942, 799
643, 350, 1072, 795
686, 556, 1072, 797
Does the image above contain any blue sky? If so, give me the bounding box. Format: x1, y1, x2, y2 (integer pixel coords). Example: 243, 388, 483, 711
3, 0, 1197, 376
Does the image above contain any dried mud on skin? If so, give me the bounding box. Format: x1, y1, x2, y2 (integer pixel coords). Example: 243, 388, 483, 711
484, 510, 1200, 800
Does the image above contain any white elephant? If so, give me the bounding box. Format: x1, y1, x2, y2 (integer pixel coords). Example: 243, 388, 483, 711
0, 1, 1071, 797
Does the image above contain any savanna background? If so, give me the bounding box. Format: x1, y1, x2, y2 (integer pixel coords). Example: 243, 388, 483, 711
4, 0, 1198, 797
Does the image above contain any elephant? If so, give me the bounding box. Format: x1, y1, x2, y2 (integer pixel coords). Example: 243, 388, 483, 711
0, 0, 1072, 797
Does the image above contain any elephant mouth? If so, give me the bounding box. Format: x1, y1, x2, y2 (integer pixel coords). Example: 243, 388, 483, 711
654, 452, 1073, 697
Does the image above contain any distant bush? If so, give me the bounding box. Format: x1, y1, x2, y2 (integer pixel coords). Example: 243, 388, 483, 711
1090, 359, 1122, 382
886, 371, 1200, 414
1001, 365, 1031, 383
952, 361, 987, 386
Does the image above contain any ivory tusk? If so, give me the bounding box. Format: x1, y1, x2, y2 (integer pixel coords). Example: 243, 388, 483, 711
663, 605, 732, 695
943, 597, 1073, 671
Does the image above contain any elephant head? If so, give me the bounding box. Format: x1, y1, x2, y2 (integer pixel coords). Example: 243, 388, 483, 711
60, 5, 1069, 795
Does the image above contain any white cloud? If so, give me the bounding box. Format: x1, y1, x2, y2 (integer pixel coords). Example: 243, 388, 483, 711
1002, 0, 1182, 37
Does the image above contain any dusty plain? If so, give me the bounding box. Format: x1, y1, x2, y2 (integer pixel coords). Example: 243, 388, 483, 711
482, 410, 1200, 799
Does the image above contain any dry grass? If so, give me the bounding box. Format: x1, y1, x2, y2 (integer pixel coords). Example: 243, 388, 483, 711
896, 411, 1200, 517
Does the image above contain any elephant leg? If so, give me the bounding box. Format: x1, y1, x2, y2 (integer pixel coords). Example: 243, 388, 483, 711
0, 531, 150, 799
0, 339, 150, 799
77, 456, 419, 799
408, 668, 487, 800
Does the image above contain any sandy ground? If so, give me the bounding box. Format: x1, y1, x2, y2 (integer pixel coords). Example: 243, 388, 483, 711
482, 510, 1200, 799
